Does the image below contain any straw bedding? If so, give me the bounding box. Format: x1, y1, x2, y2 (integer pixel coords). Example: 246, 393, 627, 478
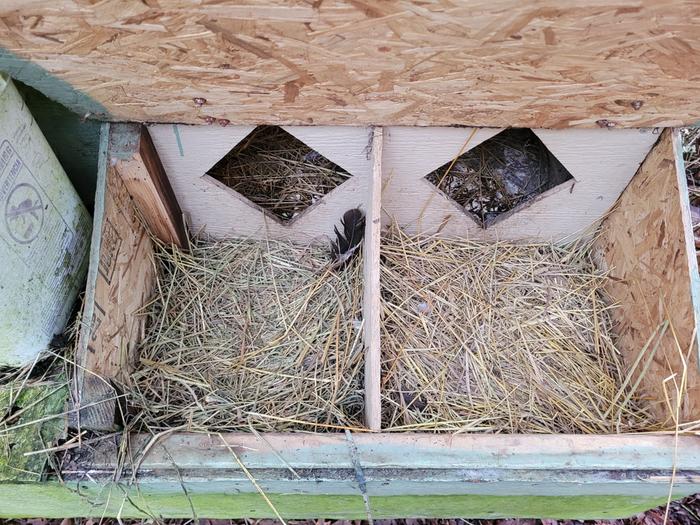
380, 226, 656, 434
127, 238, 365, 432
425, 129, 572, 227
128, 228, 655, 435
206, 125, 351, 222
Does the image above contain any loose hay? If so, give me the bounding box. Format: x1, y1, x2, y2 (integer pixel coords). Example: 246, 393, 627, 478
127, 237, 365, 433
206, 125, 351, 221
425, 128, 573, 227
380, 226, 656, 434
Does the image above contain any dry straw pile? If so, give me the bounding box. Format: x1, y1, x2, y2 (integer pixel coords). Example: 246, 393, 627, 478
128, 238, 365, 433
206, 125, 351, 221
380, 226, 656, 434
425, 128, 572, 227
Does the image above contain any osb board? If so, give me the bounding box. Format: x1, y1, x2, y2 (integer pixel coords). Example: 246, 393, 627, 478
595, 129, 700, 424
1, 1, 700, 128
382, 127, 658, 241
74, 124, 156, 429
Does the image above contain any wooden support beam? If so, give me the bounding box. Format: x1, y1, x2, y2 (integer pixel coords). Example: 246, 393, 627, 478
110, 123, 187, 248
363, 127, 383, 431
72, 123, 159, 431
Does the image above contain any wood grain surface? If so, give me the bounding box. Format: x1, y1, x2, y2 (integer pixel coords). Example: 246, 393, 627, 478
1, 1, 699, 128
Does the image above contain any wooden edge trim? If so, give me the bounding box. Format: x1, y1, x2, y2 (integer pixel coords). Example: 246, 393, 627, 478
82, 431, 700, 472
71, 122, 116, 430
113, 124, 187, 248
671, 129, 700, 359
363, 127, 383, 431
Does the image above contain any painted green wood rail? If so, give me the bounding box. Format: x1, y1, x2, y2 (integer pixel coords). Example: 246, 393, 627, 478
3, 432, 699, 519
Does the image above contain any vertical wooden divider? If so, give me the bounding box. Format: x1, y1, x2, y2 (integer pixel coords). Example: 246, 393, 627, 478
73, 123, 185, 430
363, 127, 383, 431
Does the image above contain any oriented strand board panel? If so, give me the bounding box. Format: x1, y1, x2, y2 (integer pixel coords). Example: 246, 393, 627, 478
1, 2, 700, 127
148, 123, 372, 243
363, 128, 382, 431
74, 124, 156, 430
382, 127, 658, 241
595, 129, 700, 424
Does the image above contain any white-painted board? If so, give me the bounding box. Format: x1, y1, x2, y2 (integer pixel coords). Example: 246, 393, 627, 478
149, 124, 659, 243
382, 127, 659, 241
148, 124, 372, 244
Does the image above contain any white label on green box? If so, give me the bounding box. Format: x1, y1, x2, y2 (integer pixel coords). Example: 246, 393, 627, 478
0, 74, 91, 366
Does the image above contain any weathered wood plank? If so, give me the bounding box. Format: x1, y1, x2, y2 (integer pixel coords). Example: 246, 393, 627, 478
363, 128, 382, 431
0, 482, 678, 521
73, 123, 157, 431
81, 432, 700, 473
595, 129, 700, 423
111, 123, 187, 248
1, 2, 700, 128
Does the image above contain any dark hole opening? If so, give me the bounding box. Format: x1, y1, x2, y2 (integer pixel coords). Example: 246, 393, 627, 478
425, 128, 574, 228
206, 125, 352, 222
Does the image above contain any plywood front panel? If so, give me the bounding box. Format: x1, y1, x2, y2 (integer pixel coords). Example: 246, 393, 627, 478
73, 124, 158, 430
595, 129, 700, 424
1, 2, 699, 128
382, 127, 658, 241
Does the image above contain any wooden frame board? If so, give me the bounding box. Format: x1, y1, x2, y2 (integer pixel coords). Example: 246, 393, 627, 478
66, 124, 700, 519
363, 127, 382, 431
53, 432, 700, 517
74, 124, 184, 431
0, 482, 685, 519
2, 2, 700, 128
594, 128, 700, 423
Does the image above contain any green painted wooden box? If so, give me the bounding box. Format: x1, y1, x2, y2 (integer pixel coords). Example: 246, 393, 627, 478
3, 121, 700, 521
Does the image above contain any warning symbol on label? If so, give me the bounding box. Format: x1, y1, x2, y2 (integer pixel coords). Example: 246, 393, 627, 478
5, 182, 44, 244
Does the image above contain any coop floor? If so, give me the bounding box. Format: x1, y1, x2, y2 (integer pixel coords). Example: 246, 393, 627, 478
379, 226, 661, 434
125, 236, 366, 433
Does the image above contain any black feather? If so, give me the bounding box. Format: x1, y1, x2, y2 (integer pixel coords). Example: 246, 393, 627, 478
330, 208, 365, 267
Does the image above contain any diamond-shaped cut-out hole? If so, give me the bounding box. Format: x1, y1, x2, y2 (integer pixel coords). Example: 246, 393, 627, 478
425, 129, 574, 228
206, 125, 352, 222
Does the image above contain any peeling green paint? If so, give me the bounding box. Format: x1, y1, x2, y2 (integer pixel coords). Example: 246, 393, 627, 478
0, 383, 67, 481
0, 481, 675, 520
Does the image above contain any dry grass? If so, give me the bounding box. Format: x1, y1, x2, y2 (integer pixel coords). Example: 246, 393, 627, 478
126, 237, 366, 433
206, 125, 351, 222
425, 129, 572, 227
380, 226, 656, 433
